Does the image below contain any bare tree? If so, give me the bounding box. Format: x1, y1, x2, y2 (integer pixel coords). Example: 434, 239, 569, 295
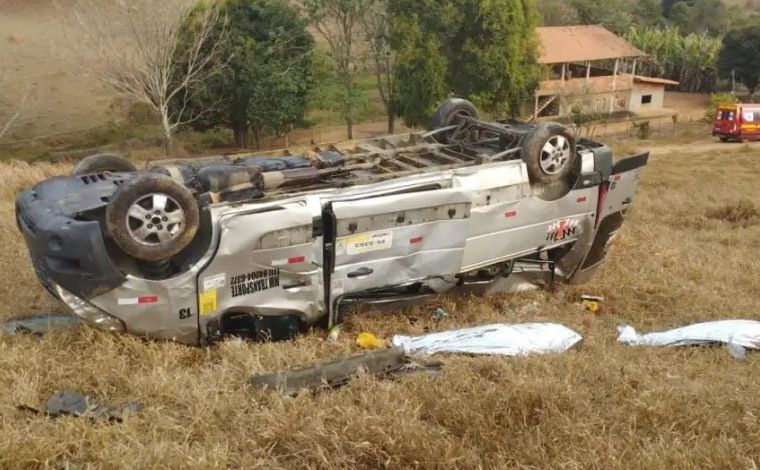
303, 0, 367, 140
359, 0, 396, 134
70, 0, 226, 154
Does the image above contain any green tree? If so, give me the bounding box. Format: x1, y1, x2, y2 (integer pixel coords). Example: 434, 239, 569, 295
662, 0, 681, 16
304, 0, 369, 140
360, 0, 398, 133
569, 0, 633, 34
719, 26, 760, 96
666, 0, 729, 34
633, 0, 667, 27
389, 0, 541, 127
181, 0, 314, 149
627, 26, 721, 92
536, 0, 579, 26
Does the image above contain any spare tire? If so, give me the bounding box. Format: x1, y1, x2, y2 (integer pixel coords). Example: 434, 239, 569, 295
72, 154, 137, 175
431, 98, 479, 129
430, 98, 479, 144
106, 174, 199, 261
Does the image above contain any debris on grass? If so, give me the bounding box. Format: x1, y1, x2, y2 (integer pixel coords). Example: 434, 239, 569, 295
392, 323, 583, 356
431, 307, 449, 321
249, 348, 441, 395
581, 300, 599, 313
617, 320, 760, 350
2, 314, 78, 336
580, 295, 604, 314
356, 332, 386, 349
518, 301, 540, 315
706, 200, 759, 225
727, 342, 747, 361
18, 390, 143, 422
327, 325, 341, 342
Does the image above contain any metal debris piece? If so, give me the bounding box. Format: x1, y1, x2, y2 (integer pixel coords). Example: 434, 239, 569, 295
46, 391, 143, 421
19, 390, 142, 422
249, 348, 440, 395
392, 323, 583, 356
431, 307, 449, 321
617, 320, 760, 350
2, 314, 79, 336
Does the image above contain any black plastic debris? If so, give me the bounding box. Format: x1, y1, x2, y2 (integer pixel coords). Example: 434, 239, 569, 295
2, 314, 79, 336
249, 348, 442, 395
18, 390, 143, 422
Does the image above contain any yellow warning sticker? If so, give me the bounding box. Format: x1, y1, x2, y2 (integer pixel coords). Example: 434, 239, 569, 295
199, 289, 217, 316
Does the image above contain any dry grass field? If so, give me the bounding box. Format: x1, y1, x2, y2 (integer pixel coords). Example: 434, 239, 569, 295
0, 129, 757, 468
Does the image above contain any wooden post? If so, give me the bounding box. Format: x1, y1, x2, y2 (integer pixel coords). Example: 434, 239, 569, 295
631, 58, 637, 78
561, 63, 566, 82
534, 94, 539, 122
610, 58, 620, 114
586, 61, 591, 81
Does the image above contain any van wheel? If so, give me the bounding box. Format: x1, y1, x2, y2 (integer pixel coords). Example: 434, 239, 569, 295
521, 123, 578, 200
106, 174, 199, 261
71, 154, 137, 175
719, 137, 730, 142
430, 98, 479, 144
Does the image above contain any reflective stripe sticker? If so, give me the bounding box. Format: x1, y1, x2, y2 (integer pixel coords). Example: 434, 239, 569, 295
505, 210, 517, 218
272, 256, 306, 267
118, 295, 159, 306
410, 236, 423, 244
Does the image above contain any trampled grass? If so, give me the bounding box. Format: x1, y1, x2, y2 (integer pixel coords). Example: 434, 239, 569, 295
0, 135, 759, 468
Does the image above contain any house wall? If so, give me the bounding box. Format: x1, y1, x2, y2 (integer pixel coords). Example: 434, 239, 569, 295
629, 83, 666, 113
535, 90, 631, 119
534, 74, 635, 119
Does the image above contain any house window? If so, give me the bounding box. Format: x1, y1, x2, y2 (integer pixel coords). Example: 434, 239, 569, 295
641, 95, 653, 105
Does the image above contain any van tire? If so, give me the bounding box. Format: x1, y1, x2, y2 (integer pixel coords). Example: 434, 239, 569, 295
72, 154, 137, 175
430, 99, 479, 144
106, 174, 199, 261
519, 123, 579, 201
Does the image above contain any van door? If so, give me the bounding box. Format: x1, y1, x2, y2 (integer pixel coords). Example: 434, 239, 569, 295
328, 188, 471, 306
197, 197, 323, 327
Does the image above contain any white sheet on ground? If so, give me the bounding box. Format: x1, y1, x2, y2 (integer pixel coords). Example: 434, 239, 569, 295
617, 320, 760, 349
391, 323, 582, 356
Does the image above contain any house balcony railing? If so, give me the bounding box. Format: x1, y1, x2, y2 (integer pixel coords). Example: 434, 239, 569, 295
537, 73, 634, 96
